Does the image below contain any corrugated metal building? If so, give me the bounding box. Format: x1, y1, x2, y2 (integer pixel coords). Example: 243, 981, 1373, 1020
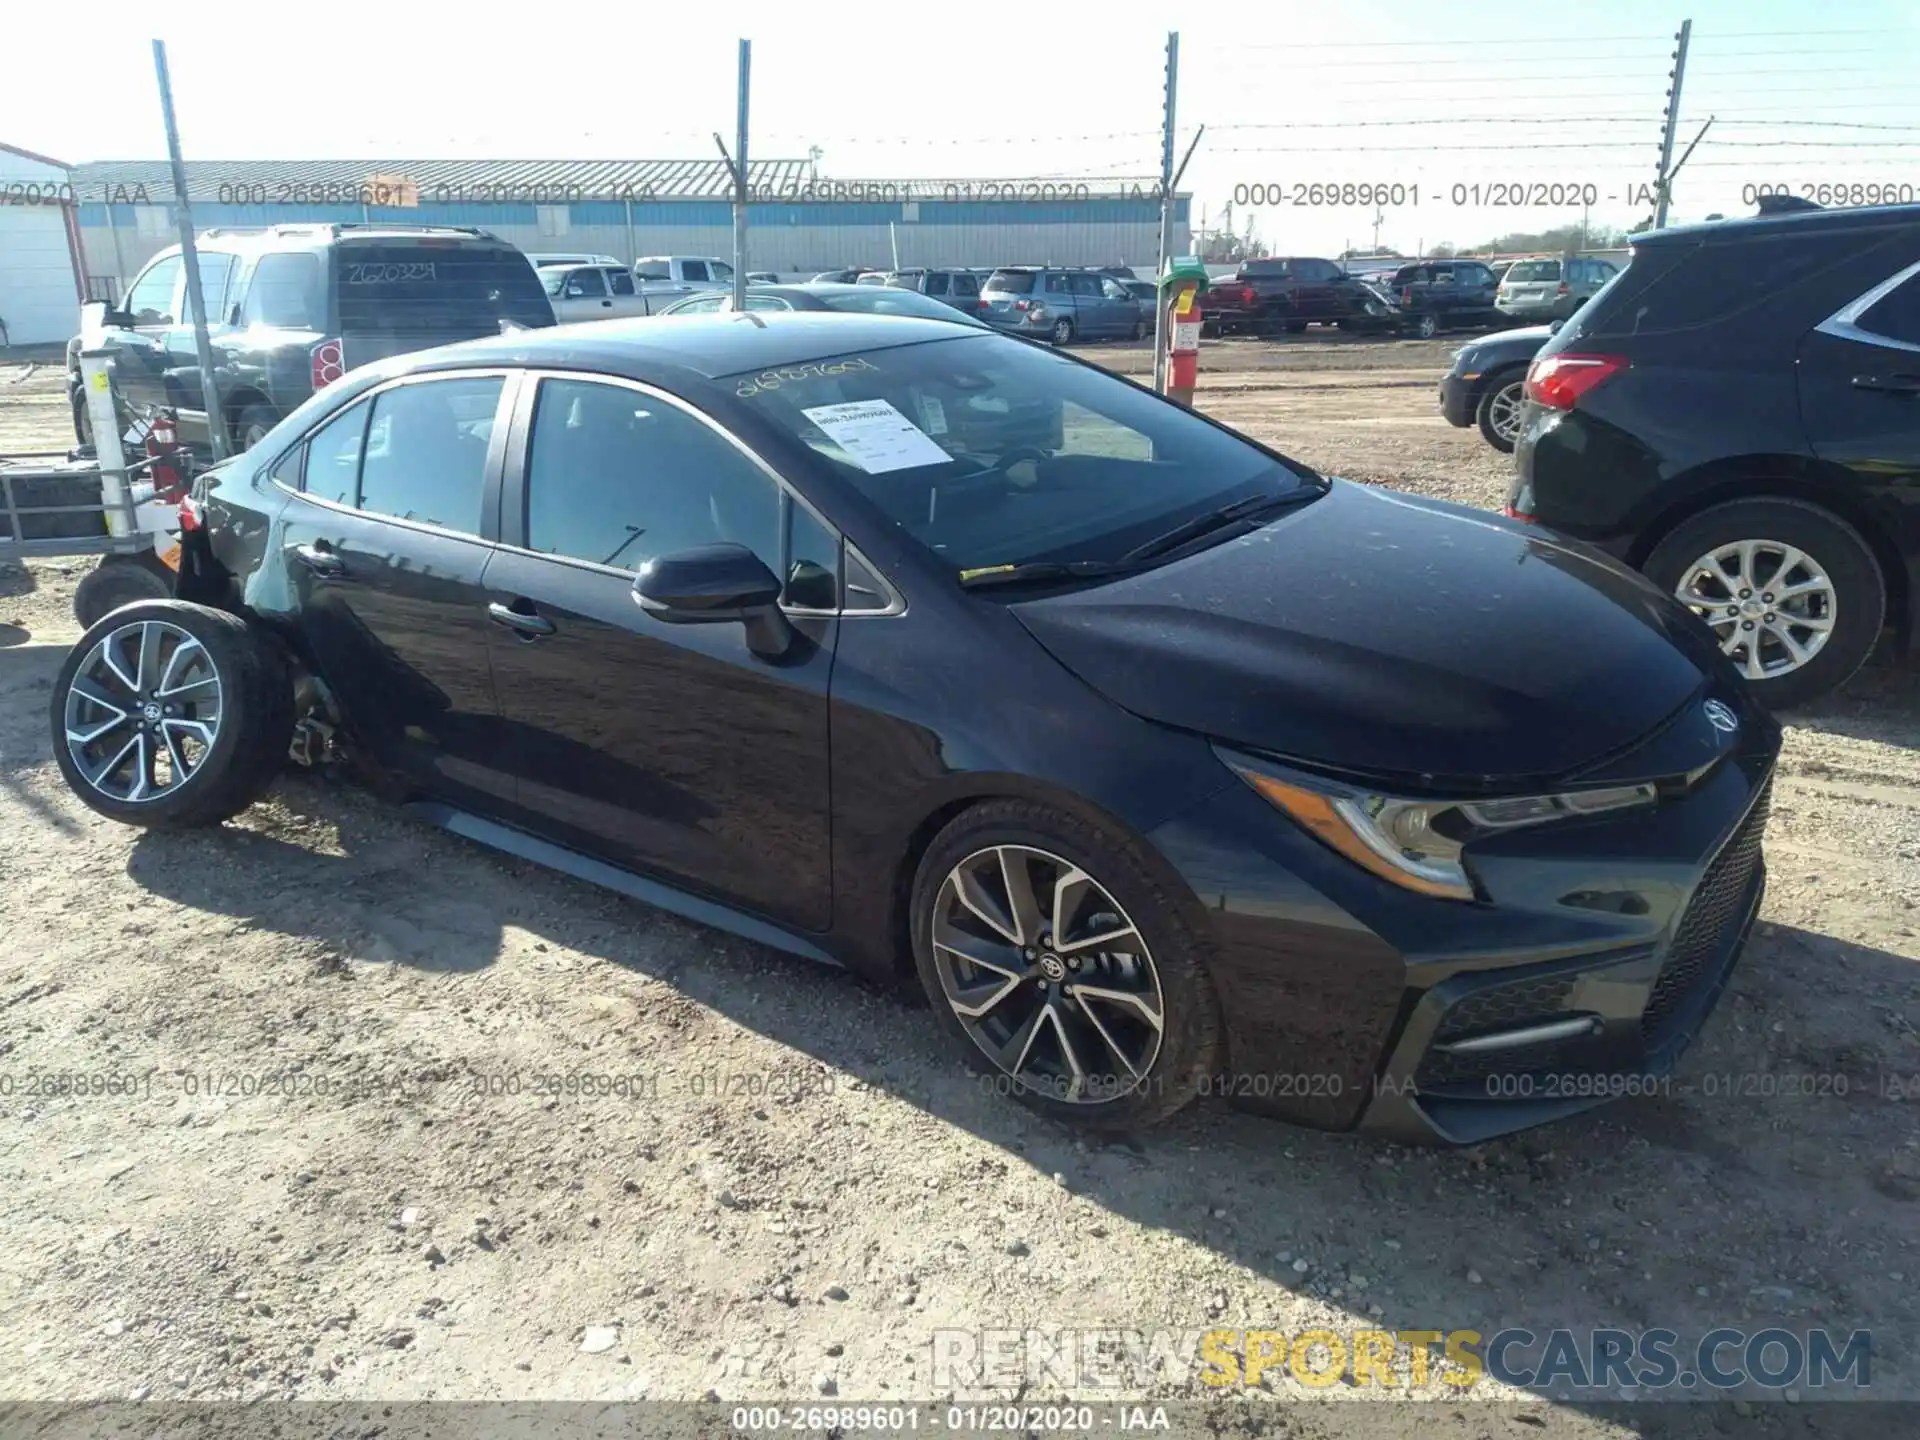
68, 158, 1191, 293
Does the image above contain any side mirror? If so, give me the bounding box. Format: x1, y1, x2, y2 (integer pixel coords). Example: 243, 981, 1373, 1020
83, 300, 133, 333
633, 543, 792, 657
1549, 319, 1565, 334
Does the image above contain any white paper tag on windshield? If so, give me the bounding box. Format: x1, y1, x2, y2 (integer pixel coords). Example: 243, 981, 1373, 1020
801, 399, 949, 473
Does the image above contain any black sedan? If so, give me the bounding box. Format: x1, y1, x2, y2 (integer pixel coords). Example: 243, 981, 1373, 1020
53, 313, 1779, 1144
661, 282, 989, 327
1439, 323, 1555, 452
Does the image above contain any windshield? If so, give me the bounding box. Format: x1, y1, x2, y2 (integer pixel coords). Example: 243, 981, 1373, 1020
1506, 260, 1561, 283
726, 335, 1312, 574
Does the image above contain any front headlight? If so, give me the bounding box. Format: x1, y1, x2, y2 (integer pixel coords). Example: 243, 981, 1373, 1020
1220, 751, 1656, 902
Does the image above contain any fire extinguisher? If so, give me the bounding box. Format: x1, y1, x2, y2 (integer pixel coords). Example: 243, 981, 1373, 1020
144, 411, 191, 503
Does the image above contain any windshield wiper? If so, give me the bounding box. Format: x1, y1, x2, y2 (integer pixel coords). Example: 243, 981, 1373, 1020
957, 559, 1142, 590
1120, 490, 1312, 565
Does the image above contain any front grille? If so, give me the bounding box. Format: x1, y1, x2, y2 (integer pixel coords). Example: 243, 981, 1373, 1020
1416, 1033, 1590, 1093
1641, 778, 1772, 1047
1416, 972, 1584, 1093
1433, 974, 1578, 1044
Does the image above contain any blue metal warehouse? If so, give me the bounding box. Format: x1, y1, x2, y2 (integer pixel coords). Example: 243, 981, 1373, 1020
67, 158, 1192, 293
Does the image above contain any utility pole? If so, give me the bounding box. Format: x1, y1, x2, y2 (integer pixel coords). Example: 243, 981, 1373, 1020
1653, 19, 1692, 230
153, 39, 228, 461
733, 40, 750, 307
1153, 31, 1179, 395
1371, 206, 1384, 253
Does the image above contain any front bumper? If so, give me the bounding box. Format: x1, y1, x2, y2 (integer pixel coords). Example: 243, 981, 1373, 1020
1144, 698, 1780, 1143
1439, 370, 1478, 427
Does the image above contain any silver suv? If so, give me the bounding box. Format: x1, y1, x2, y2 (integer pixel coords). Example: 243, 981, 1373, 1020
1495, 254, 1619, 322
979, 267, 1146, 344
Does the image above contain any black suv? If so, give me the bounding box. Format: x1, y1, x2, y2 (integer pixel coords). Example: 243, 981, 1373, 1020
1387, 258, 1501, 339
70, 223, 555, 456
1513, 203, 1920, 707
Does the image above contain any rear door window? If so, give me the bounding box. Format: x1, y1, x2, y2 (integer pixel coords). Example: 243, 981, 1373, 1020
682, 261, 711, 283
925, 272, 949, 295
355, 376, 504, 534
1856, 273, 1920, 346
1069, 273, 1102, 297
333, 244, 553, 334
302, 399, 371, 507
608, 269, 636, 296
1045, 273, 1073, 295
952, 272, 980, 297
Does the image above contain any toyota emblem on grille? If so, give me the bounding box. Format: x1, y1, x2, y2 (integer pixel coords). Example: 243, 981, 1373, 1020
1703, 699, 1739, 734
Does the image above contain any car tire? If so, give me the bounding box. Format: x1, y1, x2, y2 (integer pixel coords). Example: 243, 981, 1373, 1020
232, 403, 280, 454
1200, 318, 1220, 339
71, 388, 92, 448
1474, 371, 1527, 453
1642, 498, 1887, 709
1414, 313, 1439, 340
910, 798, 1225, 1131
1050, 317, 1075, 346
72, 552, 175, 629
50, 599, 294, 828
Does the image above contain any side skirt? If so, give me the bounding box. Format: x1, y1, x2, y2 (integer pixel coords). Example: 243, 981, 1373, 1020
404, 801, 844, 969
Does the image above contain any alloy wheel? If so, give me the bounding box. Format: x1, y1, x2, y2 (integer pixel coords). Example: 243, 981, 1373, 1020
62, 618, 224, 803
1051, 318, 1073, 345
1674, 539, 1836, 681
929, 844, 1164, 1104
1487, 381, 1524, 445
1416, 314, 1438, 339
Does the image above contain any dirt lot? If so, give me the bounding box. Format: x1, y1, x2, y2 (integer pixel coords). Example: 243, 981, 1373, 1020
1, 335, 1916, 1438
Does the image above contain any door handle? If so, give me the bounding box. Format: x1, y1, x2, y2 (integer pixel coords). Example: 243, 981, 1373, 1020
601, 299, 613, 307
1851, 373, 1920, 395
488, 601, 556, 638
293, 543, 345, 577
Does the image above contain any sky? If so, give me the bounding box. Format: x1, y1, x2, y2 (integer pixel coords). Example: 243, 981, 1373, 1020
5, 0, 1918, 257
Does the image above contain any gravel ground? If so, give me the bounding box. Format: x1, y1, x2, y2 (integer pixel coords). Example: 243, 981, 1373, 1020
1, 337, 1915, 1439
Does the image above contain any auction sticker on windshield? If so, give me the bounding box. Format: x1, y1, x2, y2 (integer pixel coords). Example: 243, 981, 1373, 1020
801, 399, 950, 473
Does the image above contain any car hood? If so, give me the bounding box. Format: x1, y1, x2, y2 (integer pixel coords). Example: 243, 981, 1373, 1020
1465, 324, 1555, 359
1011, 482, 1720, 789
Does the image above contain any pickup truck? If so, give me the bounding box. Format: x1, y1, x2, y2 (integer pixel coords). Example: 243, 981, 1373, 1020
632, 255, 735, 306
543, 257, 738, 322
1201, 256, 1399, 337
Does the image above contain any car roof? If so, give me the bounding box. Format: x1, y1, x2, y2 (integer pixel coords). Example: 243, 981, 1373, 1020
1637, 201, 1920, 248
393, 311, 983, 381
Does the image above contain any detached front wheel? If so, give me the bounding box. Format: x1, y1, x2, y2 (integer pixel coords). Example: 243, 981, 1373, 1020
51, 600, 293, 827
911, 800, 1223, 1130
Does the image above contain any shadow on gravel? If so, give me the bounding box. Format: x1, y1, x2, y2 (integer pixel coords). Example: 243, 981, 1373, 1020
0, 562, 41, 601
100, 727, 1920, 1413
1785, 662, 1920, 751
0, 640, 80, 835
